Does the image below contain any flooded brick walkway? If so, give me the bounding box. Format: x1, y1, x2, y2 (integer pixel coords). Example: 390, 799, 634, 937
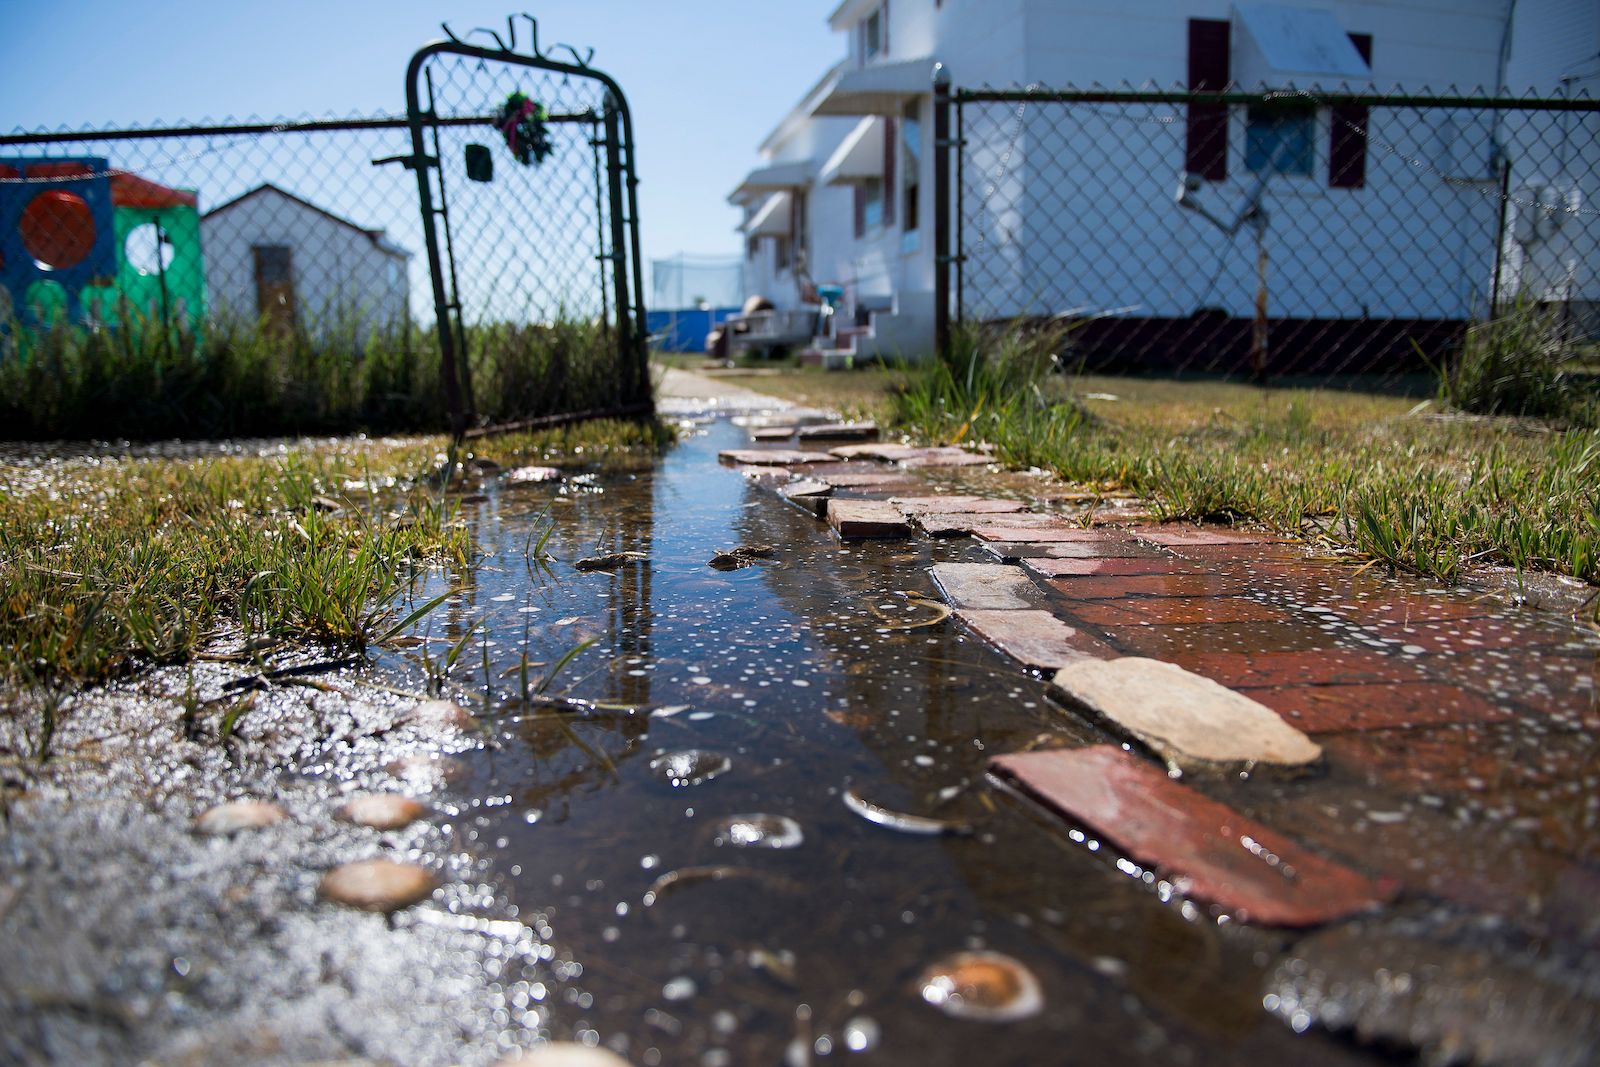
724, 410, 1600, 1062
6, 378, 1596, 1066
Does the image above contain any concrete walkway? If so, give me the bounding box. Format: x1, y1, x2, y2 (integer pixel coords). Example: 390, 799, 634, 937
654, 366, 798, 414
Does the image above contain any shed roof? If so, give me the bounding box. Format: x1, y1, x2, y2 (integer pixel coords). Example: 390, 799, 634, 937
202, 183, 409, 258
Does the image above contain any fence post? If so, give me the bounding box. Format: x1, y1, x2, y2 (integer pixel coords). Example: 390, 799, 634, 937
603, 92, 639, 405
403, 55, 466, 437
932, 64, 952, 363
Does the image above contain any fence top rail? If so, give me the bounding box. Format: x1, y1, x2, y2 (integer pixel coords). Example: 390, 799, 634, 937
953, 86, 1600, 112
0, 110, 600, 148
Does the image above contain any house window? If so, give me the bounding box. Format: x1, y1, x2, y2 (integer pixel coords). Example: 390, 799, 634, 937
775, 235, 792, 271
862, 6, 884, 62
747, 235, 761, 260
792, 189, 809, 265
1246, 103, 1316, 177
855, 178, 883, 237
901, 99, 921, 234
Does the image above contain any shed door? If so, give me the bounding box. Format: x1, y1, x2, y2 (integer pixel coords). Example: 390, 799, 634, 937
253, 245, 296, 332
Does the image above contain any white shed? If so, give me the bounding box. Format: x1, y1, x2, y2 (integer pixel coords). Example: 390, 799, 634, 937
201, 183, 410, 344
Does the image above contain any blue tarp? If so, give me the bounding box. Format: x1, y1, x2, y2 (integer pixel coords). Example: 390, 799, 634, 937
646, 307, 740, 352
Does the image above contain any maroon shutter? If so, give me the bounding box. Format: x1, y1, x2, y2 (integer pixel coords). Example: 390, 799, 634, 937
882, 117, 897, 228
1329, 34, 1373, 189
1186, 19, 1230, 181
854, 183, 865, 238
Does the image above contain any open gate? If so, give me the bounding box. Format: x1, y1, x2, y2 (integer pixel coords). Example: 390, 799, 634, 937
397, 18, 649, 435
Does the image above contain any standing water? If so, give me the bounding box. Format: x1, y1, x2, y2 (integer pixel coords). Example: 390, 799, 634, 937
390, 412, 1472, 1067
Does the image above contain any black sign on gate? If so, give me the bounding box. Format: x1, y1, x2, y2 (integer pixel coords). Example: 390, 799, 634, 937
391, 17, 649, 436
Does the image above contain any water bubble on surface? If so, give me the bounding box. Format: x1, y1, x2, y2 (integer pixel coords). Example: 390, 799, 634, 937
661, 976, 697, 1001
712, 814, 804, 849
650, 750, 732, 788
842, 1016, 880, 1052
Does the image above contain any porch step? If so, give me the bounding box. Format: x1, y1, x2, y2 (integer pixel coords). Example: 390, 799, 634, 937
798, 348, 855, 369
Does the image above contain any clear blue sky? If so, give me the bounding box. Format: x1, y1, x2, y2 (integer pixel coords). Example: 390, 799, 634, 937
0, 1, 840, 270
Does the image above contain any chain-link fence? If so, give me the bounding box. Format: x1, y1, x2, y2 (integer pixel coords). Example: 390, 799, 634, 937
0, 48, 646, 439
939, 86, 1600, 382
408, 44, 647, 432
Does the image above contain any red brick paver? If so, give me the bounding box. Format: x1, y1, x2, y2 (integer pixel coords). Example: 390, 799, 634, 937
1250, 682, 1514, 734
1042, 573, 1250, 599
1134, 527, 1296, 547
827, 499, 911, 540
1063, 595, 1294, 628
1172, 648, 1433, 689
992, 746, 1392, 926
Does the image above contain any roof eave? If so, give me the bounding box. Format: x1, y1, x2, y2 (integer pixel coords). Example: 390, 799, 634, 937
757, 59, 850, 155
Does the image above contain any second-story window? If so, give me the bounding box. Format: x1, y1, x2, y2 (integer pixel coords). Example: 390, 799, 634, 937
862, 7, 883, 62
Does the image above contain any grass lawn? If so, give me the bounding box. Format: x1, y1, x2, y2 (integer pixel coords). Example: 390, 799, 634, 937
720, 359, 1599, 590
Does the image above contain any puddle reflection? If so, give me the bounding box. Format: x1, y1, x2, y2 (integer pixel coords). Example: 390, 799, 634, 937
378, 416, 1595, 1066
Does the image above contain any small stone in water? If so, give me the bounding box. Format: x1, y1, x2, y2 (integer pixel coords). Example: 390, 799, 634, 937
917, 950, 1044, 1022
409, 699, 476, 734
506, 465, 562, 483
193, 800, 287, 836
318, 859, 438, 913
385, 752, 469, 790
712, 814, 804, 849
650, 749, 731, 787
337, 794, 428, 831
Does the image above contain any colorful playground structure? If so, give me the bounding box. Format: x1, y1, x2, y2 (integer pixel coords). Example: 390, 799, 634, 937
0, 156, 205, 332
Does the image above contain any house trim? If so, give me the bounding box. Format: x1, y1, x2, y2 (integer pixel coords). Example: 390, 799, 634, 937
204, 183, 409, 259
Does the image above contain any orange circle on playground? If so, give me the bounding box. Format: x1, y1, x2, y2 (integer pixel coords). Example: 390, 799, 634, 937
19, 190, 97, 270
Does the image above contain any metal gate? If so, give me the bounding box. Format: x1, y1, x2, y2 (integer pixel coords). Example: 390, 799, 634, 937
397, 18, 649, 435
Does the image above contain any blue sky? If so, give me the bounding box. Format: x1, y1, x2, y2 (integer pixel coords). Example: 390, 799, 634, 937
0, 1, 841, 272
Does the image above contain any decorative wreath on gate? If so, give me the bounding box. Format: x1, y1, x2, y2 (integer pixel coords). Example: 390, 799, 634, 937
496, 91, 554, 165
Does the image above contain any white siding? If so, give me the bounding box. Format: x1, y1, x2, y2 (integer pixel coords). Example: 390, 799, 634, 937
989, 1, 1509, 323
1497, 0, 1600, 313
201, 188, 409, 345
736, 0, 1563, 355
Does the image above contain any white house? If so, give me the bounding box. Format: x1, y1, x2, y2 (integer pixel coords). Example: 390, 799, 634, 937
1495, 0, 1600, 334
731, 1, 1595, 363
201, 183, 410, 344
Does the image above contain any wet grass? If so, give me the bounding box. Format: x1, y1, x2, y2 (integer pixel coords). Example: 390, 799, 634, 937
0, 416, 675, 690
0, 449, 467, 685
727, 324, 1599, 589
